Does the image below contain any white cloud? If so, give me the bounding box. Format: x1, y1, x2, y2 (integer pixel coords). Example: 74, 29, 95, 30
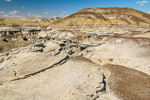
52, 11, 54, 12
66, 15, 69, 17
137, 0, 148, 3
9, 10, 18, 15
46, 9, 48, 10
28, 13, 32, 14
60, 14, 64, 17
62, 11, 66, 13
11, 15, 24, 18
0, 11, 5, 13
137, 1, 142, 3
140, 3, 144, 6
22, 7, 25, 8
3, 14, 9, 17
33, 15, 42, 18
149, 11, 150, 14
143, 0, 148, 3
8, 10, 23, 18
28, 15, 31, 17
137, 1, 148, 6
45, 12, 49, 14
5, 0, 11, 1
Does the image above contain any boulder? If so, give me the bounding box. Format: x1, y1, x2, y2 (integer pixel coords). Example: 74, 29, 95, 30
38, 30, 48, 38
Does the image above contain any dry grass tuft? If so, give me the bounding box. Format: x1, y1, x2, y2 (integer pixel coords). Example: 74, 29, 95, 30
59, 30, 75, 35
95, 35, 110, 41
40, 25, 49, 29
112, 34, 150, 41
0, 40, 30, 53
11, 23, 20, 27
0, 34, 31, 53
73, 56, 94, 64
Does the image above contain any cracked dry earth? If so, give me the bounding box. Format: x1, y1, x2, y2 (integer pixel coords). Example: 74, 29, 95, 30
0, 34, 150, 100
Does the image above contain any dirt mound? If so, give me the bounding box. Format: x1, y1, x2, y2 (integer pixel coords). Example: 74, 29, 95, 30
66, 7, 150, 24
104, 64, 150, 100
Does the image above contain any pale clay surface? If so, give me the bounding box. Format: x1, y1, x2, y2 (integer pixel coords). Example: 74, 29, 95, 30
0, 28, 150, 100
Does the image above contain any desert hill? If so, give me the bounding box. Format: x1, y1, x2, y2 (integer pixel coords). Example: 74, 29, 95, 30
0, 17, 46, 28
49, 7, 150, 31
0, 17, 62, 28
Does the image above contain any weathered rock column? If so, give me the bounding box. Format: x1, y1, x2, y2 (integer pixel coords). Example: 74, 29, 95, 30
35, 31, 38, 36
30, 32, 32, 36
32, 32, 34, 36
6, 31, 10, 35
21, 30, 23, 35
33, 31, 35, 35
34, 31, 37, 35
40, 39, 45, 43
84, 36, 88, 41
2, 32, 6, 36
93, 34, 97, 39
67, 40, 70, 45
28, 37, 32, 43
27, 35, 30, 39
0, 32, 2, 37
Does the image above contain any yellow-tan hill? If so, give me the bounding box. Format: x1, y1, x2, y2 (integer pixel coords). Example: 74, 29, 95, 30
49, 7, 150, 31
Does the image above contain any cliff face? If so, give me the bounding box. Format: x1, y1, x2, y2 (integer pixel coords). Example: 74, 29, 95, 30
49, 7, 150, 31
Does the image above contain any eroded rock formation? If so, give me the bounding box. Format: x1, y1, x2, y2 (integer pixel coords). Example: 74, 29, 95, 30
0, 7, 150, 100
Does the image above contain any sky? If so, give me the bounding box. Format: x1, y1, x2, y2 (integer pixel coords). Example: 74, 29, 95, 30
0, 0, 150, 18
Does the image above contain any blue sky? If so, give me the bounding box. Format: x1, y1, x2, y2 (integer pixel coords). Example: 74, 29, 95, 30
0, 0, 149, 18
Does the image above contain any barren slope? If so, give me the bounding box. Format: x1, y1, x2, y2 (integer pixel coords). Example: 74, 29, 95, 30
0, 17, 49, 28
49, 7, 150, 31
104, 64, 150, 100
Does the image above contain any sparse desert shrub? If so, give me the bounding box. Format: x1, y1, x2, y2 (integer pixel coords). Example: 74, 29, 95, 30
40, 25, 49, 28
0, 47, 2, 52
59, 30, 74, 34
73, 56, 94, 63
0, 19, 5, 22
0, 23, 6, 26
11, 23, 20, 27
95, 35, 110, 41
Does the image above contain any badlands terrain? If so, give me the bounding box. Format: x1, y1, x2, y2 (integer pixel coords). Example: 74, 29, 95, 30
0, 7, 150, 100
